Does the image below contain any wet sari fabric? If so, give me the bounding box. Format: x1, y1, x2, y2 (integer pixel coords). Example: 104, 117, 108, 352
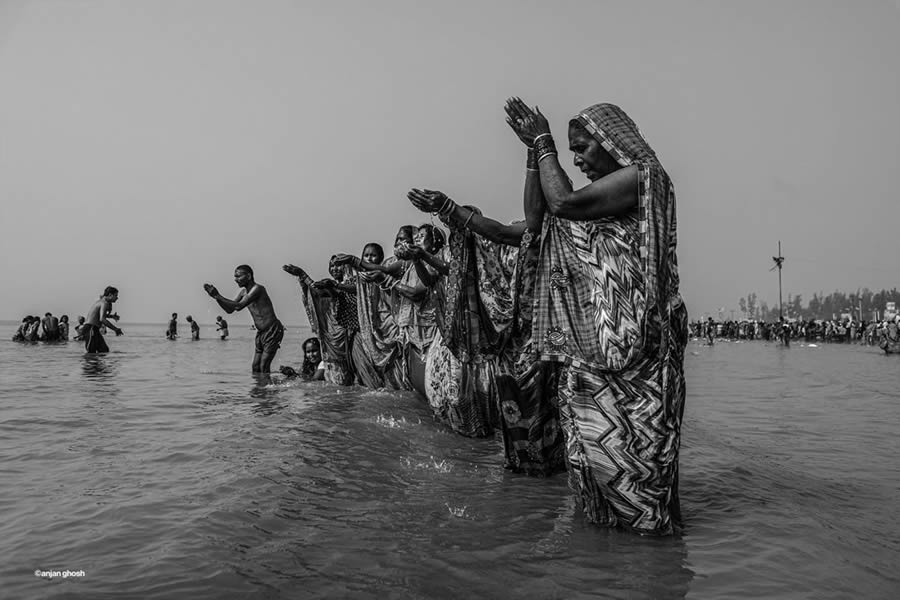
497, 233, 566, 477
296, 273, 356, 386
425, 226, 566, 476
354, 263, 407, 390
424, 243, 498, 438
395, 262, 439, 354
533, 104, 687, 534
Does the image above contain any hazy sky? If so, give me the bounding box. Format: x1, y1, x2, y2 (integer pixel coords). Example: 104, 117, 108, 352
2, 0, 898, 325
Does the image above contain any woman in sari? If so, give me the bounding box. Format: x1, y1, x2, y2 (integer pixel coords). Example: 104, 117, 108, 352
334, 231, 411, 390
406, 193, 565, 476
501, 98, 688, 535
283, 257, 358, 386
367, 224, 446, 396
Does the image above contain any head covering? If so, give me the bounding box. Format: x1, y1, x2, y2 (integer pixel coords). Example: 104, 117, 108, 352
570, 103, 680, 318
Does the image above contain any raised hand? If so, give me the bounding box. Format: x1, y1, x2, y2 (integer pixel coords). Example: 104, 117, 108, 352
282, 264, 306, 277
203, 283, 219, 297
332, 253, 358, 267
407, 188, 450, 214
399, 244, 426, 261
504, 97, 551, 145
504, 96, 538, 146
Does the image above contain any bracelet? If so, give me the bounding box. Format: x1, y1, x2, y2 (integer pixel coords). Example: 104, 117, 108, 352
538, 151, 557, 163
434, 196, 452, 216
533, 133, 552, 144
462, 210, 475, 230
534, 134, 557, 163
526, 147, 538, 171
439, 198, 457, 217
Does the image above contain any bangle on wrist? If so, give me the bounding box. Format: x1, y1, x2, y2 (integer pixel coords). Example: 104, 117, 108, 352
440, 198, 456, 217
534, 134, 557, 163
434, 196, 452, 216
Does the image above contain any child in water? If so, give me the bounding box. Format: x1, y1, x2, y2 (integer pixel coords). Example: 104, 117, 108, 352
279, 337, 325, 381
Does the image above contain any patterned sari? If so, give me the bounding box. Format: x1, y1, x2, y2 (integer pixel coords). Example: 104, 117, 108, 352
425, 223, 565, 471
496, 231, 566, 477
354, 266, 407, 390
296, 271, 357, 386
424, 234, 510, 438
533, 104, 688, 535
393, 261, 440, 396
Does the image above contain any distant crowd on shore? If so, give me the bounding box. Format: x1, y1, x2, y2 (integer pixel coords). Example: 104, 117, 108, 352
690, 316, 900, 349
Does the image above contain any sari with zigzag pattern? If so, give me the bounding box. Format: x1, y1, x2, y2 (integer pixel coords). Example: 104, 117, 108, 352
533, 103, 688, 534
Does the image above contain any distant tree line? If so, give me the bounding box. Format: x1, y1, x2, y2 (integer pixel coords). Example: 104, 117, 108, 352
736, 288, 900, 321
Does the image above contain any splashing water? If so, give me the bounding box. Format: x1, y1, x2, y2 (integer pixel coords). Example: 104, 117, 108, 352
401, 456, 453, 473
444, 503, 468, 518
375, 414, 407, 428
375, 414, 422, 428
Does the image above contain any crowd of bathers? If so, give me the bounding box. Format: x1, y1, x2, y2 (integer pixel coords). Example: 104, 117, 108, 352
279, 215, 564, 480
12, 313, 87, 342
690, 316, 900, 350
9, 99, 691, 535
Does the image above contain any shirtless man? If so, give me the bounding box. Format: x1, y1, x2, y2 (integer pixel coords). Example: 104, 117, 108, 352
204, 265, 283, 373
84, 286, 123, 353
42, 312, 60, 342
186, 315, 200, 340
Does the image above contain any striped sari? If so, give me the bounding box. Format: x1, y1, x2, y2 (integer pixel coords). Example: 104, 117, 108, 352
533, 104, 688, 534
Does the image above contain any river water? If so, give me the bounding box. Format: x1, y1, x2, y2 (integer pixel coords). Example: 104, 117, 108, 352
2, 323, 898, 599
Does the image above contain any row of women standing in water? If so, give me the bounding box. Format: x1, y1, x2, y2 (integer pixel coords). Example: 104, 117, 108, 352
284, 98, 687, 536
